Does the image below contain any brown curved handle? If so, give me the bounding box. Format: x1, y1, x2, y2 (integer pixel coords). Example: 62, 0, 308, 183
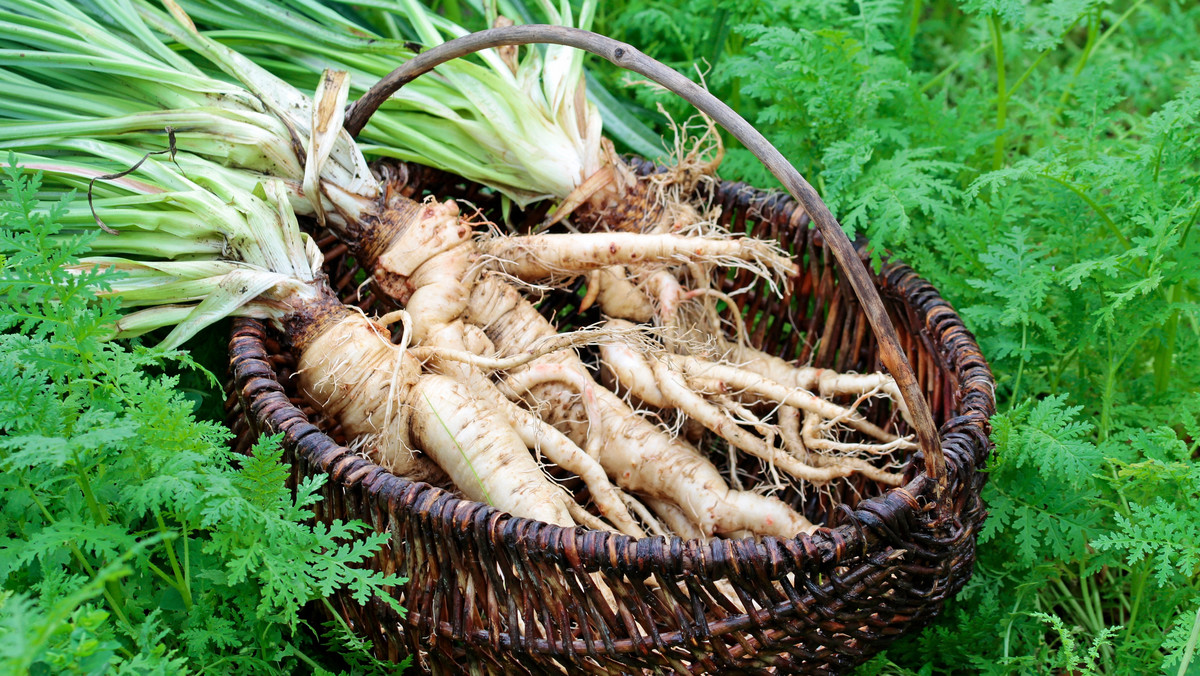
345, 25, 946, 491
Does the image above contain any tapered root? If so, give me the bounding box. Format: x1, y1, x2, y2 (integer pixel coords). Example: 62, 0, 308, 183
469, 276, 815, 537
482, 232, 796, 293
296, 311, 578, 527
598, 322, 910, 489
720, 343, 914, 425
503, 402, 646, 537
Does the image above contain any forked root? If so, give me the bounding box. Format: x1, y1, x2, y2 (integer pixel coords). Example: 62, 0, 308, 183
296, 311, 580, 526
502, 401, 645, 537
480, 231, 796, 294
601, 320, 910, 443
720, 343, 914, 425
598, 323, 910, 489
468, 276, 816, 537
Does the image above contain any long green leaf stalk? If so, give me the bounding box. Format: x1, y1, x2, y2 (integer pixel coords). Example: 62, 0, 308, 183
0, 0, 393, 242
2, 0, 679, 241
164, 0, 609, 206
6, 139, 323, 349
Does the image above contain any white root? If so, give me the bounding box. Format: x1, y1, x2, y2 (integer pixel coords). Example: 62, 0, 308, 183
672, 355, 908, 443
408, 322, 656, 373
720, 343, 913, 425
643, 496, 704, 540
501, 363, 608, 460
503, 399, 646, 537
468, 275, 816, 537
370, 197, 649, 534
600, 319, 908, 444
297, 311, 578, 526
621, 493, 671, 538
658, 349, 892, 484
481, 231, 795, 294
582, 266, 655, 321
597, 321, 910, 488
321, 181, 915, 538
567, 502, 613, 533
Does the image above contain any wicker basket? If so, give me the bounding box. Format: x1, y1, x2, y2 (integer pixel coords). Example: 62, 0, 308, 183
225, 159, 994, 674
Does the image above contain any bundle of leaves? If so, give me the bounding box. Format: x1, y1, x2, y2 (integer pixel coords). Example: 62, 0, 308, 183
0, 161, 406, 674
586, 0, 1200, 673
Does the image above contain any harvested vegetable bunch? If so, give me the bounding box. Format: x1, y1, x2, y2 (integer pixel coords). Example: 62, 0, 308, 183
337, 24, 921, 506
140, 0, 903, 426
0, 0, 820, 537
152, 4, 915, 534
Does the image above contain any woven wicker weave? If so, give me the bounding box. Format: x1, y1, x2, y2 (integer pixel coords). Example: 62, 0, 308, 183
225, 159, 994, 674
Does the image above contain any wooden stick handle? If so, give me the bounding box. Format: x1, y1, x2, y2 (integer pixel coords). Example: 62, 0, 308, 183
346, 25, 946, 490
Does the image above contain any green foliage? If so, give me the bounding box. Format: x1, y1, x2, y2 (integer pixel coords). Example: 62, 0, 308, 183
592, 0, 1200, 673
0, 162, 403, 674
1033, 611, 1121, 676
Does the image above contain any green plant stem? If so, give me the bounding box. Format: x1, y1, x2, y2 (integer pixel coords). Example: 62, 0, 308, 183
1052, 576, 1093, 632
73, 458, 110, 526
1093, 0, 1149, 54
1006, 48, 1049, 101
1124, 563, 1150, 643
1078, 566, 1106, 636
908, 0, 922, 42
1179, 606, 1200, 676
1110, 567, 1130, 626
182, 518, 192, 601
1100, 327, 1152, 441
1003, 591, 1026, 661
155, 510, 192, 610
70, 455, 135, 619
1153, 284, 1183, 394
1056, 10, 1100, 110
1180, 201, 1200, 246
25, 480, 98, 578
143, 559, 184, 592
1156, 205, 1200, 392
1049, 346, 1079, 393
1079, 569, 1097, 631
1099, 351, 1118, 442
1055, 0, 1148, 119
23, 477, 135, 633
1010, 324, 1028, 407
284, 643, 322, 671
989, 14, 1007, 170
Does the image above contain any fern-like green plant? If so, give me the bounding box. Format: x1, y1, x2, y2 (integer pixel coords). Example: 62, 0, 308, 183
0, 162, 403, 673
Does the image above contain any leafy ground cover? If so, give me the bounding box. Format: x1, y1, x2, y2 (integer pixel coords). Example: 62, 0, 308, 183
0, 163, 405, 673
586, 0, 1200, 672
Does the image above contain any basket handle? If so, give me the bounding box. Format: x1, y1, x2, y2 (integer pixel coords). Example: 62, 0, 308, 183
346, 25, 946, 491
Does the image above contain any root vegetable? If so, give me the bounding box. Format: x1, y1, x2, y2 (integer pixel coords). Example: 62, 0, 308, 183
468, 276, 815, 537
8, 0, 928, 539
17, 140, 586, 530
481, 232, 794, 289
296, 302, 577, 526
718, 343, 914, 424
369, 196, 643, 535
597, 325, 908, 488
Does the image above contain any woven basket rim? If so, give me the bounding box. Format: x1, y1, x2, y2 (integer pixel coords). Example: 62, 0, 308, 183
229, 170, 995, 581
